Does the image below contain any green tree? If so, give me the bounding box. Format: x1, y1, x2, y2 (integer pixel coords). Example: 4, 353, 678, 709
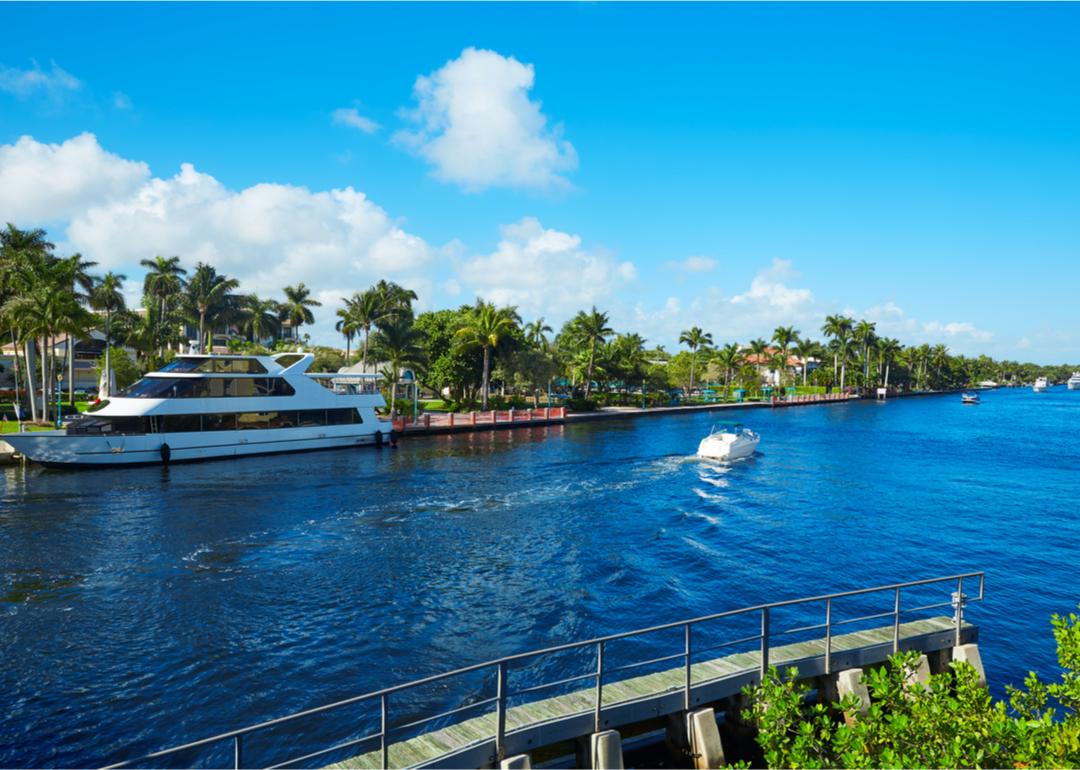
374, 317, 425, 414
571, 307, 614, 399
771, 326, 799, 388
185, 263, 239, 352
679, 326, 713, 395
454, 301, 520, 410
242, 294, 282, 345
140, 255, 187, 360
89, 272, 127, 396
280, 283, 321, 340
822, 314, 854, 388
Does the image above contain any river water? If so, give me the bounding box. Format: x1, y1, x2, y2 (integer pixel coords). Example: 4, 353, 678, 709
2, 388, 1079, 767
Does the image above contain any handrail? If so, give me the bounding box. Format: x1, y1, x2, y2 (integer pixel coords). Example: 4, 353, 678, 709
104, 572, 983, 769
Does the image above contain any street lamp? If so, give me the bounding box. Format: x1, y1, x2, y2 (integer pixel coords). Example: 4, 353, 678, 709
55, 373, 64, 429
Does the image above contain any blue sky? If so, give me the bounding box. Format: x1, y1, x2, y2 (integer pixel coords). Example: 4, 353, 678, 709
1, 2, 1078, 362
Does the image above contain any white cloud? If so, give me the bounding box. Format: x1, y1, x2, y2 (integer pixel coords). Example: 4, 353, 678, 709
457, 217, 634, 319
667, 256, 718, 273
921, 320, 994, 343
0, 60, 81, 101
0, 133, 149, 223
332, 107, 380, 134
731, 259, 813, 312
395, 47, 577, 191
112, 91, 132, 110
0, 133, 436, 344
862, 301, 994, 345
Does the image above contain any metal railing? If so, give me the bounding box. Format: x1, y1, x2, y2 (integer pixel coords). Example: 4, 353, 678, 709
105, 572, 983, 770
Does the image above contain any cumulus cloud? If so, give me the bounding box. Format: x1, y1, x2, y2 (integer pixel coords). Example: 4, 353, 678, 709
0, 133, 149, 223
0, 59, 82, 101
332, 107, 380, 134
921, 320, 994, 343
395, 47, 577, 191
861, 301, 993, 345
457, 217, 635, 318
731, 259, 814, 312
0, 133, 436, 343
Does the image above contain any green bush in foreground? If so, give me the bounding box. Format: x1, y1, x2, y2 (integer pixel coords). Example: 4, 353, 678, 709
743, 610, 1080, 768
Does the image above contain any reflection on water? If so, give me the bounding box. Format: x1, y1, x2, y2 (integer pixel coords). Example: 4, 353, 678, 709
2, 391, 1080, 765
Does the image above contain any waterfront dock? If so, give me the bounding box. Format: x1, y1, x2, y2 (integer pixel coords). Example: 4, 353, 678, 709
109, 573, 984, 770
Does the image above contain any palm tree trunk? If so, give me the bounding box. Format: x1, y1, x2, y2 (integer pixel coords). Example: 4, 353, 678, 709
345, 335, 351, 363
585, 341, 596, 399
689, 352, 696, 395
885, 362, 891, 389
25, 341, 38, 422
67, 334, 75, 406
40, 335, 48, 421
9, 329, 23, 415
362, 329, 370, 372
198, 311, 206, 354
481, 346, 491, 410
105, 310, 112, 397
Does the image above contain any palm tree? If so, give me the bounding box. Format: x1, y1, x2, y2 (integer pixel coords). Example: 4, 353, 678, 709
454, 302, 520, 409
679, 327, 713, 395
141, 255, 187, 359
185, 263, 239, 352
714, 343, 743, 387
335, 307, 358, 362
89, 272, 127, 397
242, 295, 282, 345
793, 337, 819, 386
572, 307, 614, 399
821, 315, 854, 389
524, 318, 553, 348
771, 326, 799, 389
931, 344, 950, 389
853, 320, 877, 387
340, 289, 389, 372
280, 283, 321, 340
374, 317, 425, 415
877, 337, 902, 390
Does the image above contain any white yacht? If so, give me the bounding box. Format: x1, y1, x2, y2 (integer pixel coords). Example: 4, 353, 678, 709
1033, 376, 1049, 392
1068, 372, 1080, 391
697, 424, 760, 461
4, 353, 395, 468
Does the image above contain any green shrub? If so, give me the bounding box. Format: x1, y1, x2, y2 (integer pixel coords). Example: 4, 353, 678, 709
744, 608, 1080, 768
565, 397, 598, 412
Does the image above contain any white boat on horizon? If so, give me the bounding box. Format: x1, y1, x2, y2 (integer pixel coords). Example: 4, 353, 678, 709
962, 392, 980, 405
1068, 372, 1080, 391
1033, 376, 1049, 392
697, 424, 760, 461
4, 352, 395, 468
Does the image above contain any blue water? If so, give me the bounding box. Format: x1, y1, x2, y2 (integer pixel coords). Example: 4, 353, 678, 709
2, 388, 1079, 767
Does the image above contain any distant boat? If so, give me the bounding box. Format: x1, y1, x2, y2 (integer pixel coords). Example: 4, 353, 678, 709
1033, 376, 1049, 392
978, 380, 998, 388
697, 424, 760, 461
1068, 372, 1080, 391
962, 393, 980, 405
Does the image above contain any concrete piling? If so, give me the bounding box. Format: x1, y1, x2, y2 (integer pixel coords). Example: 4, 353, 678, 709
835, 668, 871, 724
952, 643, 987, 688
686, 708, 726, 769
589, 730, 624, 770
903, 654, 931, 695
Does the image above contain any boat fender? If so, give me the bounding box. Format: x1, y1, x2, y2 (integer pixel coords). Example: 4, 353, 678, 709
160, 442, 171, 464
374, 430, 383, 448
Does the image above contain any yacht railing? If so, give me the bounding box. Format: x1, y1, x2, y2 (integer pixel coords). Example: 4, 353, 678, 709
104, 572, 983, 770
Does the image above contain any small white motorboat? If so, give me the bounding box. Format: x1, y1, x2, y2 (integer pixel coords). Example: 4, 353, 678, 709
961, 392, 980, 405
697, 424, 760, 461
1034, 376, 1049, 392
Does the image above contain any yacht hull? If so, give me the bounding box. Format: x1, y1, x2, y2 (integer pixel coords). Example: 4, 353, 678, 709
1069, 381, 1080, 391
697, 434, 760, 461
3, 424, 394, 469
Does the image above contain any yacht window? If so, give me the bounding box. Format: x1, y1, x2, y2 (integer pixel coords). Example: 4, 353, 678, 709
120, 377, 294, 398
159, 414, 202, 433
158, 358, 268, 374
297, 409, 327, 427
204, 413, 237, 431
66, 416, 149, 435
326, 408, 362, 425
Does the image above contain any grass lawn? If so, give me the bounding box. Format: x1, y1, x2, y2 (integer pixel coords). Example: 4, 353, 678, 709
1, 421, 54, 434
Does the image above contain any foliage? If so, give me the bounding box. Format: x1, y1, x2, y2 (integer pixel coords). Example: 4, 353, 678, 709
744, 609, 1080, 769
93, 347, 142, 390
564, 397, 598, 412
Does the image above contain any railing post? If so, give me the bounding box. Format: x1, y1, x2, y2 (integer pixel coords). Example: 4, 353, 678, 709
953, 576, 966, 646
594, 641, 605, 733
684, 623, 693, 710
496, 661, 508, 761
760, 608, 770, 677
380, 694, 389, 770
824, 597, 832, 675
893, 587, 901, 654
233, 734, 242, 770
